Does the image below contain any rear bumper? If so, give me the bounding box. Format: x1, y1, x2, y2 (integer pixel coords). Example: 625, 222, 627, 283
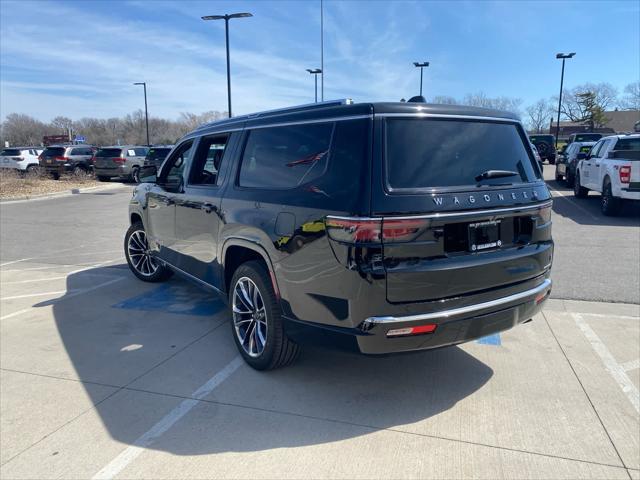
618, 188, 640, 201
283, 278, 552, 355
94, 165, 131, 177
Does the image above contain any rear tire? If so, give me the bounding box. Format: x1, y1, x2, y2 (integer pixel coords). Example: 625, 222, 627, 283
132, 167, 141, 184
229, 260, 300, 370
124, 222, 172, 282
601, 180, 622, 216
565, 170, 575, 187
574, 172, 589, 198
25, 165, 39, 176
555, 168, 563, 182
50, 172, 60, 180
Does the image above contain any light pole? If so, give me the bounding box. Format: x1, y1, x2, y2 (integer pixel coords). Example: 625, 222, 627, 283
202, 12, 253, 118
555, 52, 575, 149
306, 69, 322, 102
133, 82, 150, 146
413, 61, 429, 97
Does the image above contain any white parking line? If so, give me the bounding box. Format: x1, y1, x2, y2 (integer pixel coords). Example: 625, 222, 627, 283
621, 359, 640, 372
92, 356, 244, 480
0, 258, 34, 267
579, 312, 640, 321
547, 184, 600, 221
1, 290, 79, 301
1, 260, 119, 285
0, 276, 125, 321
572, 313, 640, 413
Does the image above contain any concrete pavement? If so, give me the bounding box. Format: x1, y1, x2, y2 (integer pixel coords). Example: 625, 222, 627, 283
0, 176, 638, 479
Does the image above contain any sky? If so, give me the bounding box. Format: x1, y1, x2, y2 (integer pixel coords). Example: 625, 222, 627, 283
0, 0, 638, 122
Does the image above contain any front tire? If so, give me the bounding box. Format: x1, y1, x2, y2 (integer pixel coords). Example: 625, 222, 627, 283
574, 172, 589, 198
601, 180, 622, 216
124, 222, 172, 282
229, 261, 300, 370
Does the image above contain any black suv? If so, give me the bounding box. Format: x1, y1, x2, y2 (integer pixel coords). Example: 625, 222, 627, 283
528, 134, 556, 164
125, 100, 553, 370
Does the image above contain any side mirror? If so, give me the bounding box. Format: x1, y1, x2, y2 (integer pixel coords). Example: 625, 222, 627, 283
138, 165, 157, 183
576, 153, 587, 160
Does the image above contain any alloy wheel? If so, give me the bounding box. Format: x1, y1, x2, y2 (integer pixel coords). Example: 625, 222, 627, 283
127, 229, 158, 277
232, 277, 268, 358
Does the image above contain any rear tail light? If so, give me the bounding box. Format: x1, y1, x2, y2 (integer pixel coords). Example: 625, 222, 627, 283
387, 324, 437, 337
619, 166, 631, 184
54, 156, 70, 162
112, 157, 126, 164
326, 216, 428, 244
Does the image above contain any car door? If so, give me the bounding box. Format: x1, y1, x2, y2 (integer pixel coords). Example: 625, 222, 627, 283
587, 139, 611, 189
582, 140, 603, 189
173, 132, 238, 286
594, 139, 614, 189
146, 140, 194, 266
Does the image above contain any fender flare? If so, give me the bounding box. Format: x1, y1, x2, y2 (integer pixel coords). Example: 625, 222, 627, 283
220, 237, 280, 296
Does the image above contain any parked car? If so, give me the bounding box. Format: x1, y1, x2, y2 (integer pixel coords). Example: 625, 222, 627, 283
566, 132, 603, 146
39, 145, 95, 179
529, 134, 556, 164
125, 99, 553, 370
555, 141, 596, 186
530, 143, 544, 173
93, 146, 149, 182
574, 134, 640, 215
143, 146, 174, 170
0, 147, 43, 174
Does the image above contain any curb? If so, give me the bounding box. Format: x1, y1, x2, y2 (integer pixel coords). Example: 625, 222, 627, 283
0, 183, 130, 204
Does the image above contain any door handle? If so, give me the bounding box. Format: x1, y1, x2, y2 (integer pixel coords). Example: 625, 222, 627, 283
161, 198, 174, 206
595, 163, 600, 167
202, 203, 217, 214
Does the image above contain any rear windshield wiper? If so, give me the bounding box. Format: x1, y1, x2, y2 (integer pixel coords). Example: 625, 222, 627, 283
474, 170, 519, 182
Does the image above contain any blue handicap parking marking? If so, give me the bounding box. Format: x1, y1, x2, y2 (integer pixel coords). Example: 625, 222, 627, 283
113, 282, 224, 317
476, 333, 502, 345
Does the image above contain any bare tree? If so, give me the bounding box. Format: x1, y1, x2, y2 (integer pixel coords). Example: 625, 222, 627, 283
0, 114, 53, 146
431, 95, 458, 105
619, 81, 640, 110
525, 99, 554, 133
462, 92, 523, 117
556, 82, 618, 121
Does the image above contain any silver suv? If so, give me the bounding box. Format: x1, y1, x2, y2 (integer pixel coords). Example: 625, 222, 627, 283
94, 146, 149, 182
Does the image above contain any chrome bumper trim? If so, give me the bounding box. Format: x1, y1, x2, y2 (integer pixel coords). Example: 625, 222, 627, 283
364, 279, 552, 325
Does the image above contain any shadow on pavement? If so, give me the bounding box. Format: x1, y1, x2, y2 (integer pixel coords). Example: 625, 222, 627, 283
43, 266, 494, 455
547, 178, 640, 227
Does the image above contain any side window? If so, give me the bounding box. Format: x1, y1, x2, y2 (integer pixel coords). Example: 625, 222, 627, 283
589, 141, 603, 158
189, 134, 229, 186
134, 148, 148, 156
238, 123, 333, 189
159, 140, 193, 192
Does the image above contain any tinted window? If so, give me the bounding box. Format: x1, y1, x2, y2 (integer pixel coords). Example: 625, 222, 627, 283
616, 138, 640, 151
189, 135, 228, 186
146, 148, 171, 161
385, 119, 538, 190
239, 123, 333, 189
574, 134, 602, 142
96, 148, 122, 157
1, 149, 21, 156
160, 141, 193, 191
134, 147, 149, 156
42, 147, 65, 157
71, 148, 91, 155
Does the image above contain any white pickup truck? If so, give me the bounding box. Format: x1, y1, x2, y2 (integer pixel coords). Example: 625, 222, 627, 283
574, 134, 640, 215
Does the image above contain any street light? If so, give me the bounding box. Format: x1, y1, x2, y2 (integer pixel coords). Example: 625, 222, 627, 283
413, 61, 429, 97
306, 68, 322, 102
554, 52, 575, 149
133, 82, 150, 146
202, 12, 253, 118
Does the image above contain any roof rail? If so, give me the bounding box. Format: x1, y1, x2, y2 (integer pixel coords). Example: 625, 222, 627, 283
194, 98, 354, 131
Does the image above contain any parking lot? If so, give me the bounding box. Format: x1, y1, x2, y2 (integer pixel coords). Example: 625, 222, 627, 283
0, 165, 638, 479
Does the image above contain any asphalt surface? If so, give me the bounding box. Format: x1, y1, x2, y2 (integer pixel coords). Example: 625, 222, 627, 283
0, 172, 638, 479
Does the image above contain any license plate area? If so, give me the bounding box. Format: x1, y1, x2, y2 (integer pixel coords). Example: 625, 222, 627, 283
468, 220, 501, 252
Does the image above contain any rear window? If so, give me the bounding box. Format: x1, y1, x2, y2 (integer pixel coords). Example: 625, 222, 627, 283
147, 148, 171, 160
1, 149, 21, 156
96, 148, 123, 157
530, 135, 554, 143
573, 134, 602, 142
42, 147, 65, 156
385, 118, 539, 190
239, 123, 333, 189
615, 138, 640, 151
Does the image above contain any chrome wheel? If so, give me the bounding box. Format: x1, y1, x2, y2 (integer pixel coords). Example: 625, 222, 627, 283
127, 229, 158, 277
232, 277, 267, 358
